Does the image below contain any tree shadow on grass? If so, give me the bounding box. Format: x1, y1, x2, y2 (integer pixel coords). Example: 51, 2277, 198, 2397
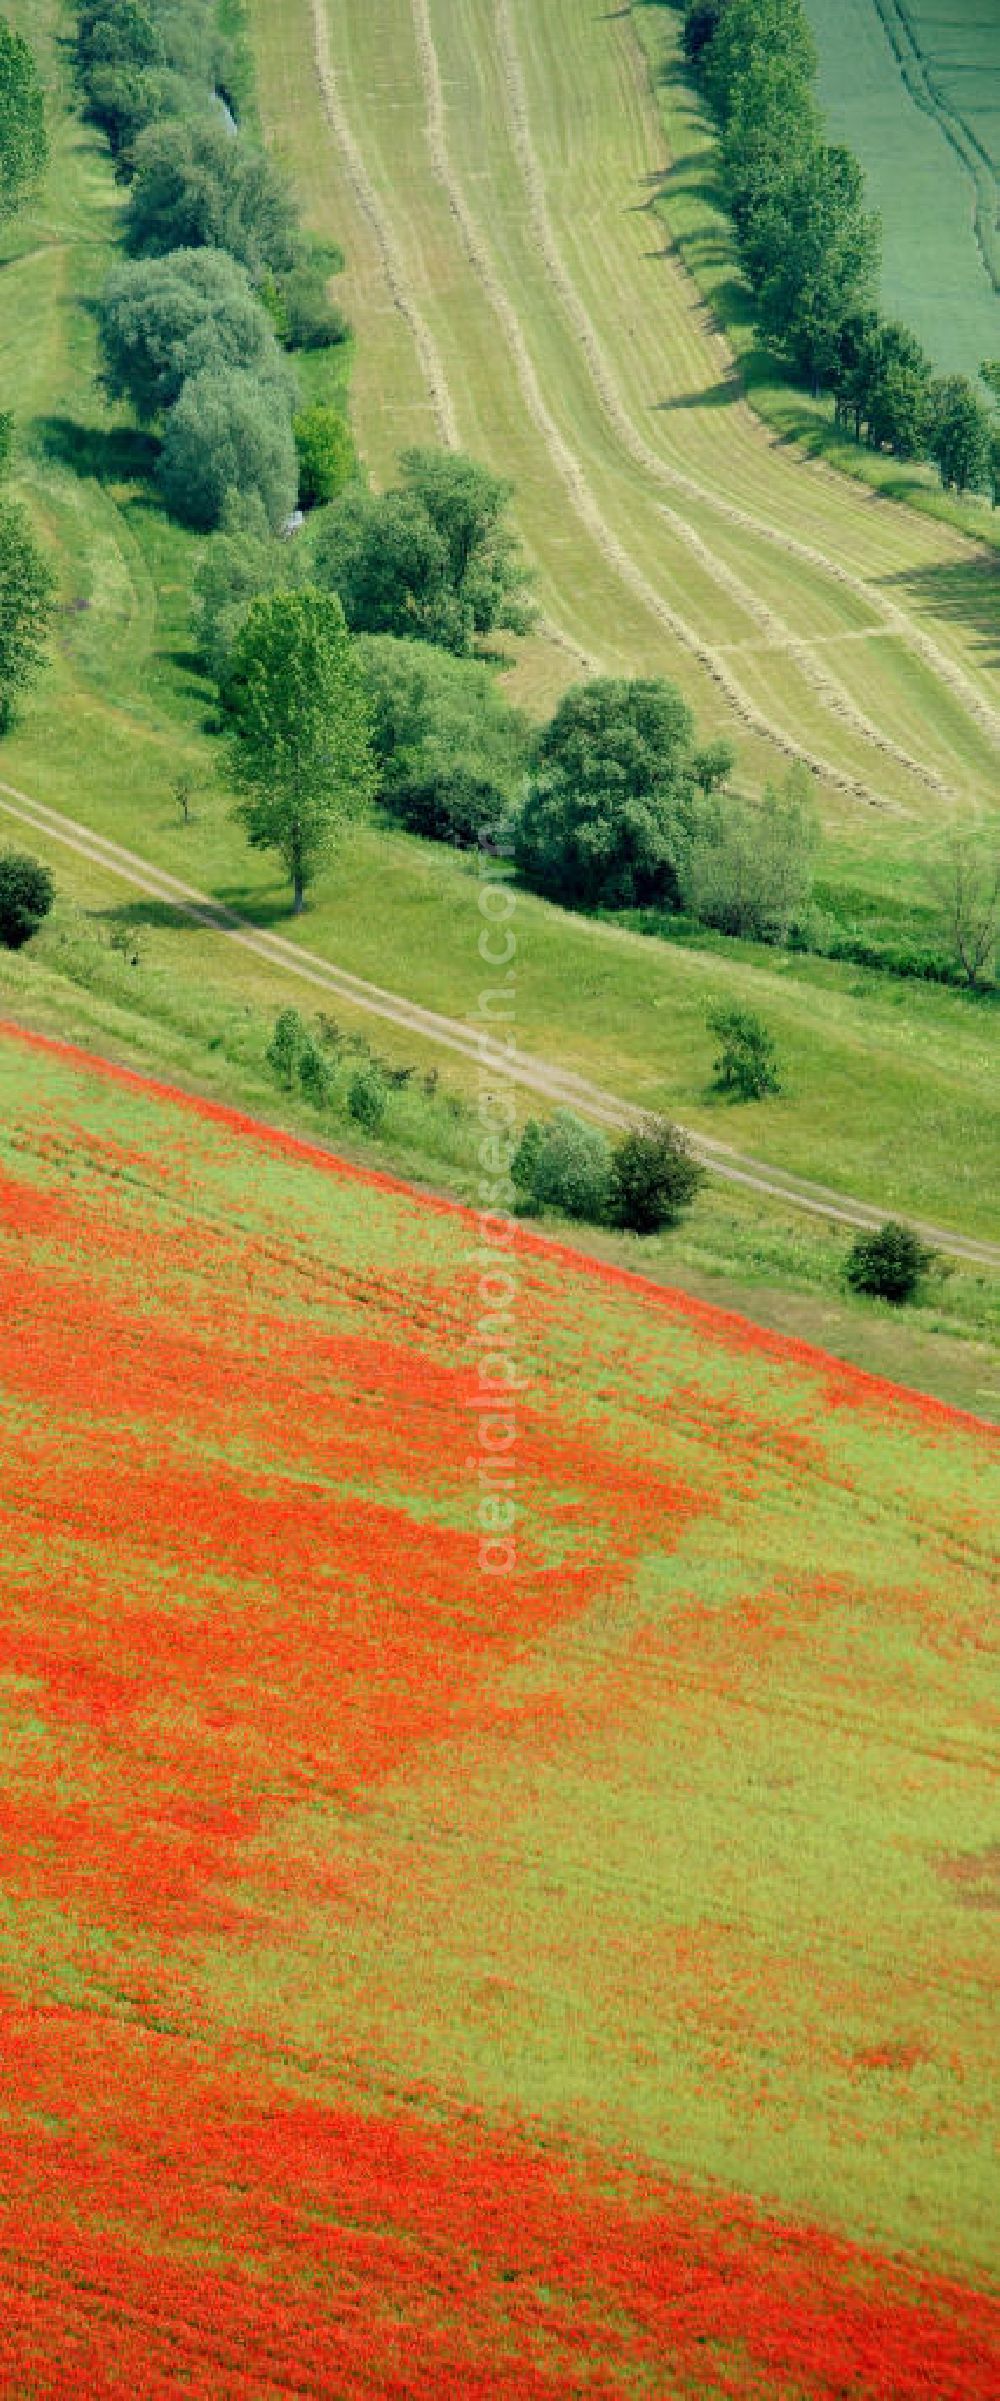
878, 555, 1000, 674
654, 372, 743, 411
35, 414, 158, 485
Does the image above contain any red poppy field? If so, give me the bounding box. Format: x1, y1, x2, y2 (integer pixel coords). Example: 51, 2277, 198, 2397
1, 1020, 997, 2397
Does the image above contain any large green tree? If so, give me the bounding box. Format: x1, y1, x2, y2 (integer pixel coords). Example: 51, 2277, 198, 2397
98, 248, 290, 421
156, 366, 298, 531
227, 588, 375, 912
0, 16, 47, 220
123, 113, 298, 274
754, 145, 880, 391
0, 498, 54, 730
515, 677, 729, 912
313, 449, 535, 656
927, 375, 993, 494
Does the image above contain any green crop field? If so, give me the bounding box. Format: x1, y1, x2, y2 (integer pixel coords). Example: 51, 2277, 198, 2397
804, 0, 1000, 381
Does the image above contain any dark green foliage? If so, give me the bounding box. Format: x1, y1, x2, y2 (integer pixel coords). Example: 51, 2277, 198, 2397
511, 1110, 612, 1221
926, 376, 993, 495
399, 450, 535, 645
0, 412, 12, 480
293, 404, 355, 508
123, 114, 299, 275
76, 0, 237, 170
98, 248, 290, 422
276, 260, 349, 351
845, 1221, 936, 1304
266, 1006, 333, 1105
0, 850, 54, 948
361, 634, 529, 847
927, 832, 1000, 988
516, 676, 716, 911
681, 765, 818, 942
752, 144, 880, 391
0, 17, 47, 219
834, 316, 933, 458
348, 1061, 387, 1130
609, 1118, 704, 1233
157, 367, 298, 530
0, 499, 55, 729
708, 1005, 782, 1100
297, 1032, 333, 1107
265, 1005, 307, 1087
682, 2, 723, 67
313, 450, 535, 655
228, 587, 375, 912
690, 0, 882, 399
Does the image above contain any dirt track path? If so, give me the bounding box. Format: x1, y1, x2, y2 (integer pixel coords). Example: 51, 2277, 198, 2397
3, 775, 997, 1269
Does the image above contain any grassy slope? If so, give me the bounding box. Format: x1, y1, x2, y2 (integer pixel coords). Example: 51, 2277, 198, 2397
2, 1021, 998, 2312
0, 0, 997, 1390
803, 0, 999, 381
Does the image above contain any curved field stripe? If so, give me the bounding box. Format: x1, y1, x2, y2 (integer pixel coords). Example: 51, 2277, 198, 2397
299, 0, 1000, 809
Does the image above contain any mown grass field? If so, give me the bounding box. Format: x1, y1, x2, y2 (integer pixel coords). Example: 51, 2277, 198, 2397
1, 1022, 998, 2393
804, 0, 1000, 381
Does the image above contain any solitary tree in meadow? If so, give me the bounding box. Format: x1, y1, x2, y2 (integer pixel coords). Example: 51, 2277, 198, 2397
227, 588, 375, 913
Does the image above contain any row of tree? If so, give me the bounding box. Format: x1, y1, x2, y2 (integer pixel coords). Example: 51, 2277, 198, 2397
681, 0, 1000, 498
0, 22, 52, 729
79, 0, 352, 532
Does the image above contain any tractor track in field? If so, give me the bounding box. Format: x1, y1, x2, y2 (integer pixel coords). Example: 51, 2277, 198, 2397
491, 0, 962, 803
308, 0, 460, 449
312, 0, 999, 804
406, 0, 906, 812
3, 773, 998, 1269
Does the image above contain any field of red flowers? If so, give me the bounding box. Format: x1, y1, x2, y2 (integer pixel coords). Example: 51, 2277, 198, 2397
1, 1020, 997, 2397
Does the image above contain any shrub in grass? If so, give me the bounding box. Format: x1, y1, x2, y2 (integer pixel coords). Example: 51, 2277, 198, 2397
511, 1110, 612, 1221
297, 1035, 333, 1109
845, 1221, 936, 1304
266, 1006, 307, 1088
609, 1118, 704, 1233
708, 1004, 782, 1099
0, 851, 55, 949
348, 1062, 388, 1131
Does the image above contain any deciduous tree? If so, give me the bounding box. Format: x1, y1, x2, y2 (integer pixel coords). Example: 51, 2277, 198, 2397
99, 248, 290, 421
227, 588, 374, 912
157, 366, 298, 531
0, 498, 54, 729
516, 676, 719, 911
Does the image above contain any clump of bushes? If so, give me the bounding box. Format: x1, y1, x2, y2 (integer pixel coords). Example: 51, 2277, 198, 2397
845, 1221, 937, 1305
608, 1118, 704, 1232
709, 1004, 782, 1099
511, 1108, 703, 1234
512, 1111, 612, 1222
0, 851, 55, 949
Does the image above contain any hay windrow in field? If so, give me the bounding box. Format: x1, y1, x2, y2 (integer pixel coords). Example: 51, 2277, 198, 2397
1, 1022, 997, 2391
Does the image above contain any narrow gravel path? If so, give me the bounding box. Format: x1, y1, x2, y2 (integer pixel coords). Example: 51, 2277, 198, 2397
3, 775, 996, 1268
